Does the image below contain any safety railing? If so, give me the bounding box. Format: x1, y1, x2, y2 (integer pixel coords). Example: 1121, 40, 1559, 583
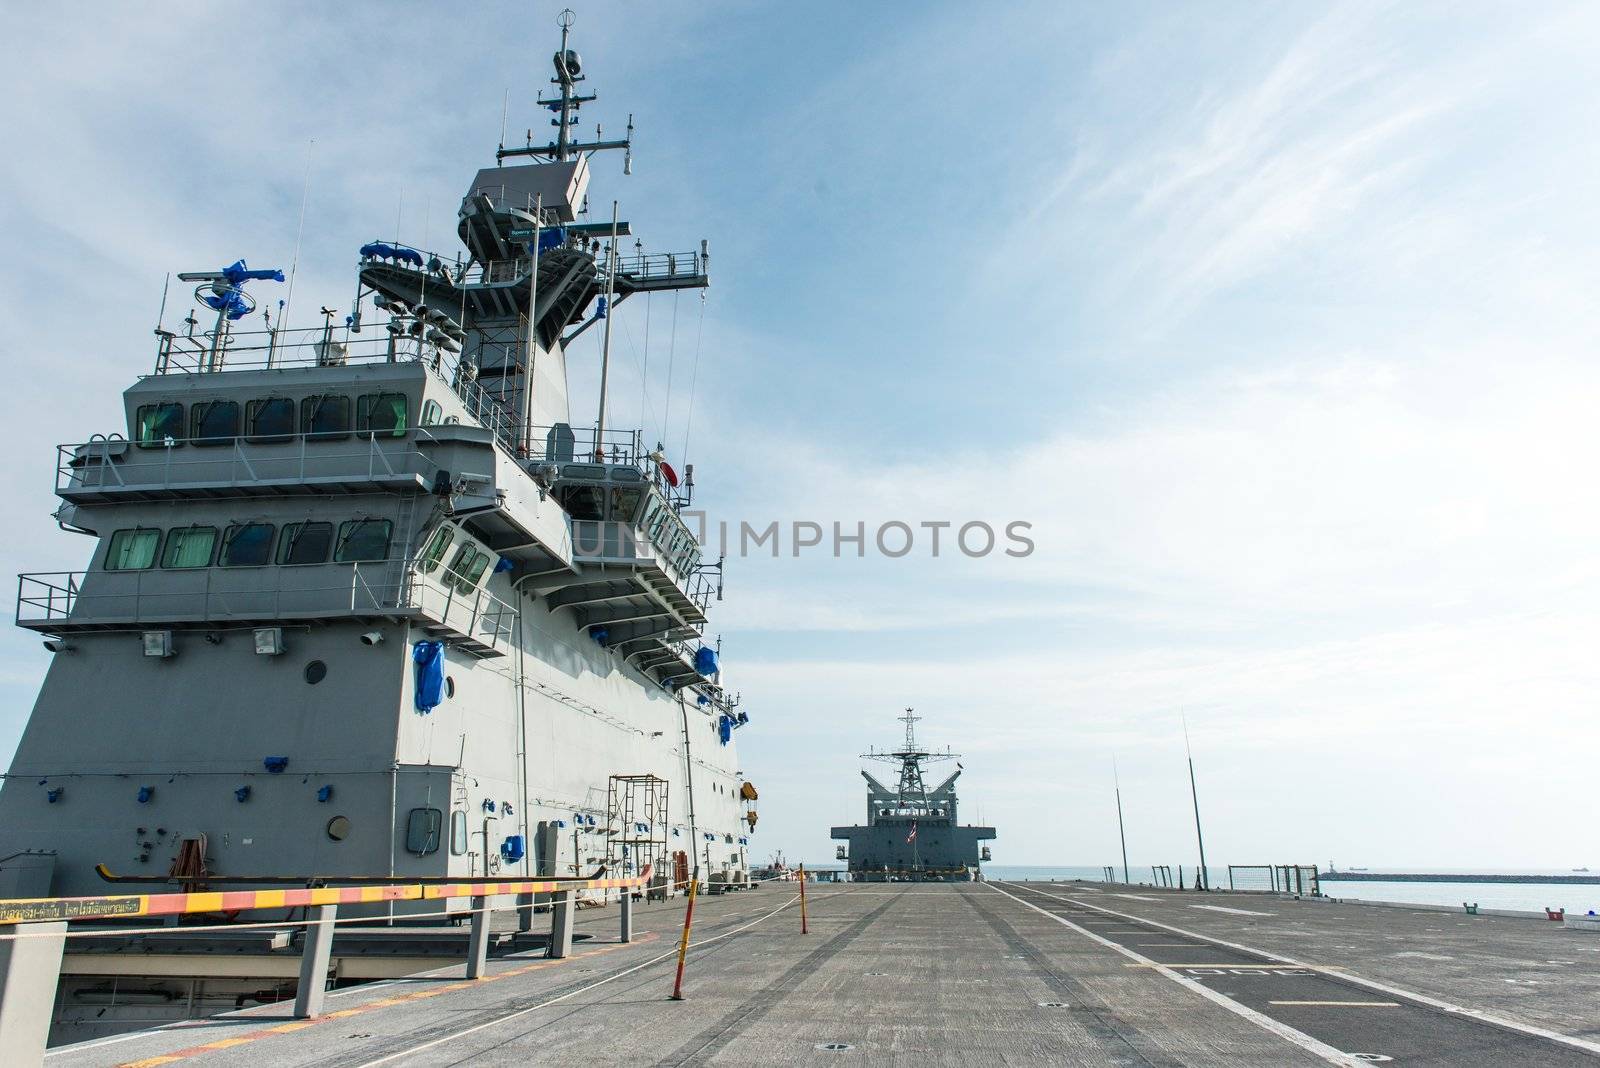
154, 324, 530, 458
16, 564, 517, 654
57, 433, 441, 499
0, 865, 651, 1058
360, 236, 700, 291
608, 248, 708, 284
528, 425, 647, 467
1227, 864, 1321, 896
155, 323, 429, 375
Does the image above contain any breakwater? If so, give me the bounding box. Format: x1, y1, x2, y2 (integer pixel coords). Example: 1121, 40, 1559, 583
1324, 871, 1600, 884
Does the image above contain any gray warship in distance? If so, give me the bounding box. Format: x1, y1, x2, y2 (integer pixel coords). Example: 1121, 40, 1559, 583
831, 710, 995, 881
0, 14, 757, 908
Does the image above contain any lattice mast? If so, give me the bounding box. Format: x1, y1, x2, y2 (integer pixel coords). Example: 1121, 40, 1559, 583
863, 708, 956, 815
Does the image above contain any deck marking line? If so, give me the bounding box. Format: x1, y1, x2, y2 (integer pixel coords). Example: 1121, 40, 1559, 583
1115, 894, 1160, 901
1011, 883, 1600, 1058
1270, 1001, 1399, 1007
1190, 904, 1276, 916
351, 891, 804, 1067
1125, 963, 1320, 969
987, 883, 1365, 1067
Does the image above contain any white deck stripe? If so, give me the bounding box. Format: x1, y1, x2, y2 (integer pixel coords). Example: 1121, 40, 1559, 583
1190, 904, 1276, 916
987, 883, 1365, 1067
354, 890, 804, 1067
1009, 883, 1600, 1059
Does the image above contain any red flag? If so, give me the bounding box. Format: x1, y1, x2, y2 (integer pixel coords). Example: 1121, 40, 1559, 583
906, 823, 917, 844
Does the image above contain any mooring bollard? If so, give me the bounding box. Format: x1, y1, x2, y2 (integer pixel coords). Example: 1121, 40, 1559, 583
466, 895, 492, 979
548, 889, 574, 959
669, 878, 699, 1000
798, 864, 809, 934
294, 905, 337, 1018
620, 885, 634, 943
0, 920, 67, 1061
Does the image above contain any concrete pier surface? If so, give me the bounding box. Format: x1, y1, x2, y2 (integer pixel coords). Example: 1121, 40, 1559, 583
43, 881, 1600, 1067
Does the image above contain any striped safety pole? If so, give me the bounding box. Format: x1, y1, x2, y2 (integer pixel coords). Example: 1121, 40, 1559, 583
669, 877, 698, 1001
798, 864, 808, 934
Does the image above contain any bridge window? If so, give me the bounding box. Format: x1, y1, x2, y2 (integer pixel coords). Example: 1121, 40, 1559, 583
648, 504, 672, 541
445, 544, 492, 594
357, 393, 408, 438
246, 397, 296, 442
420, 399, 443, 426
335, 518, 392, 562
405, 807, 442, 855
135, 403, 184, 448
555, 484, 605, 521
161, 526, 218, 569
301, 395, 351, 439
608, 487, 643, 523
105, 528, 161, 571
189, 401, 240, 446
417, 525, 454, 573
220, 522, 276, 567
277, 521, 333, 565
450, 810, 469, 855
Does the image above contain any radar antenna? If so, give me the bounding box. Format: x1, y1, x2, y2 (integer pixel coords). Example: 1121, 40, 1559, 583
498, 9, 634, 171
862, 708, 957, 815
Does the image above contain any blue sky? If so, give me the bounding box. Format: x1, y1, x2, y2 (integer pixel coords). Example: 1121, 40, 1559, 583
2, 2, 1598, 871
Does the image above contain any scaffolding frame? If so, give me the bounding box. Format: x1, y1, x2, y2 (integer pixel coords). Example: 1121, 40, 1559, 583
606, 774, 669, 880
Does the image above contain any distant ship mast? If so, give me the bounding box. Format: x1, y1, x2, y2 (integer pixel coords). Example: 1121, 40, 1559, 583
862, 708, 957, 816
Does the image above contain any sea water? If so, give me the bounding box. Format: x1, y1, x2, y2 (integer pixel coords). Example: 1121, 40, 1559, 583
804, 863, 1600, 915
986, 865, 1600, 915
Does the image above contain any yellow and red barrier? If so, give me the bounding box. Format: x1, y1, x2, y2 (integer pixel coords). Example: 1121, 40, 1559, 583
0, 867, 652, 925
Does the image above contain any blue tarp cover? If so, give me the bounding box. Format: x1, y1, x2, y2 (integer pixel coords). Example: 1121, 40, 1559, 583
694, 646, 719, 677
413, 640, 445, 714
221, 259, 285, 285
718, 714, 733, 745
360, 242, 425, 267
531, 227, 566, 255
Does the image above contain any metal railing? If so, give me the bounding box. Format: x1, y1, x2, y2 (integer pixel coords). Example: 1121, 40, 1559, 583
527, 425, 647, 467
155, 322, 428, 375
1227, 865, 1321, 896
57, 433, 441, 497
155, 323, 532, 457
0, 866, 652, 1057
16, 563, 517, 653
608, 249, 708, 283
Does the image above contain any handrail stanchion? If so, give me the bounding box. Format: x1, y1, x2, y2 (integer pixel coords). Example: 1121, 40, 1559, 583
547, 889, 574, 959
466, 895, 491, 978
0, 919, 66, 1061
620, 882, 633, 943
669, 876, 698, 1000
293, 904, 337, 1018
798, 863, 808, 934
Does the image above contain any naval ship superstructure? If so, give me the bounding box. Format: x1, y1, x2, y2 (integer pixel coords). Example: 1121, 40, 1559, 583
0, 18, 756, 910
831, 711, 995, 881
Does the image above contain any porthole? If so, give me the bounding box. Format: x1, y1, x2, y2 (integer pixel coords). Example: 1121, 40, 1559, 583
304, 660, 328, 685
446, 676, 456, 698
326, 816, 351, 841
